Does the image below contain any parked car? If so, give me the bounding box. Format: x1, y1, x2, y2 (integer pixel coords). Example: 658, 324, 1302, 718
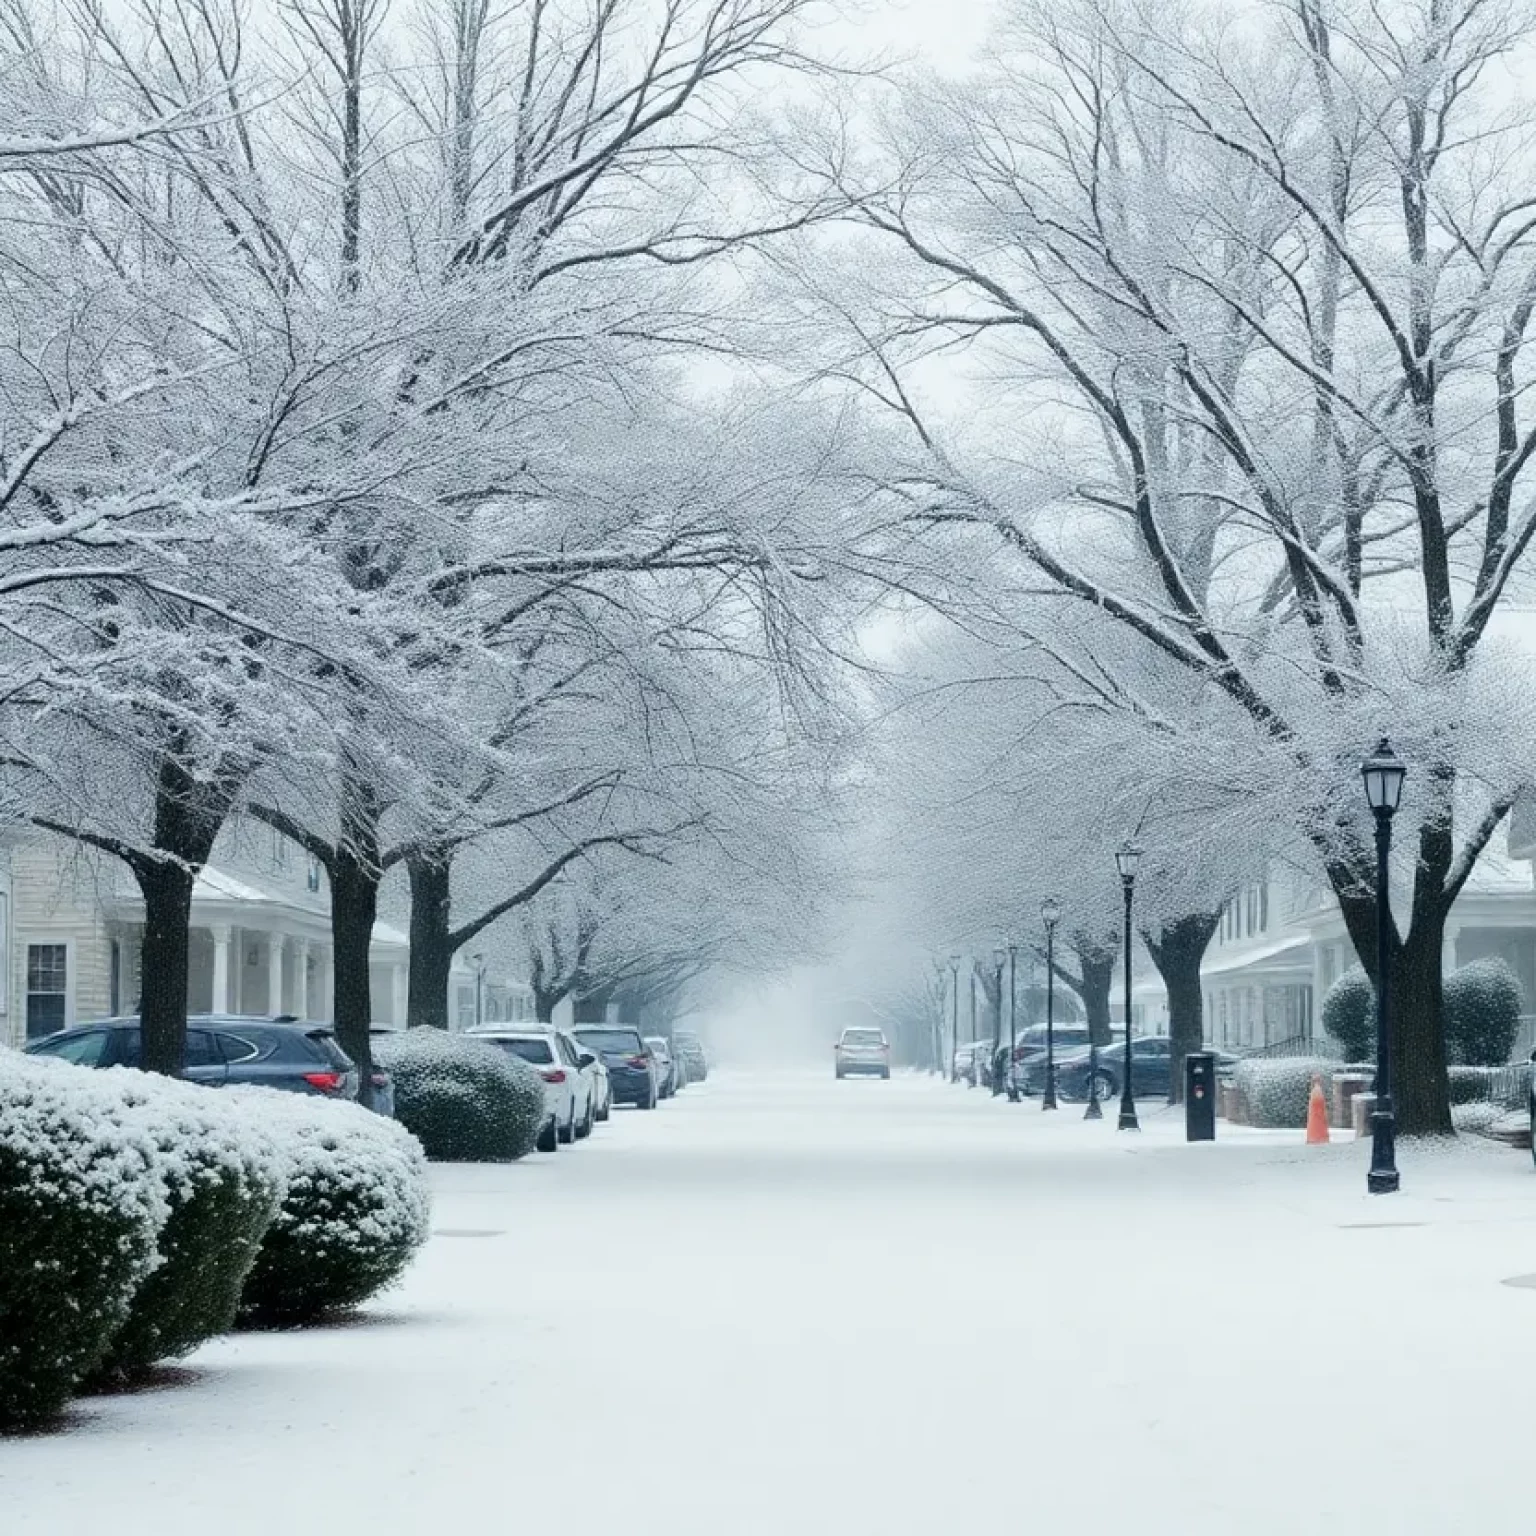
674, 1029, 709, 1082
583, 1042, 612, 1122
1054, 1036, 1241, 1102
570, 1024, 659, 1110
468, 1027, 594, 1143
646, 1035, 680, 1098
1010, 1025, 1095, 1094
26, 1016, 364, 1102
835, 1026, 891, 1079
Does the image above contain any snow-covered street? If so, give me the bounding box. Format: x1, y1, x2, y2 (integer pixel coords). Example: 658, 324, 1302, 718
7, 1072, 1536, 1534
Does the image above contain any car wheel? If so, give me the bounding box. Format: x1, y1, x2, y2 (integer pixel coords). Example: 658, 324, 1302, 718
1089, 1071, 1117, 1102
880, 1068, 890, 1080
639, 1084, 658, 1110
835, 1067, 845, 1079
577, 1101, 594, 1140
558, 1104, 576, 1144
537, 1117, 558, 1153
597, 1097, 611, 1123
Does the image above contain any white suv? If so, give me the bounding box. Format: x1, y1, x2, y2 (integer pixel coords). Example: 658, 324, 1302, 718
835, 1027, 891, 1080
468, 1027, 595, 1146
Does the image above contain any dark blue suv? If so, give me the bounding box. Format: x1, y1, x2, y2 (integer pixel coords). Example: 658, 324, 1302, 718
570, 1024, 658, 1110
24, 1015, 374, 1105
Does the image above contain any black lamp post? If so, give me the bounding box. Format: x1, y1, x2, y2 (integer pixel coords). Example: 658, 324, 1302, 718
1115, 842, 1143, 1132
1362, 738, 1407, 1194
1006, 943, 1019, 1102
949, 955, 962, 1083
990, 946, 1007, 1095
1041, 897, 1061, 1111
472, 951, 485, 1028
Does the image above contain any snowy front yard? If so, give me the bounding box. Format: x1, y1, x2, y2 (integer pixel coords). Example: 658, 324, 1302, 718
6, 1073, 1536, 1535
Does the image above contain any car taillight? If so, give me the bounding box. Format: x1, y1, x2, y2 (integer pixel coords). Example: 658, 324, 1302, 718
303, 1071, 345, 1092
627, 1055, 649, 1070
542, 1068, 567, 1084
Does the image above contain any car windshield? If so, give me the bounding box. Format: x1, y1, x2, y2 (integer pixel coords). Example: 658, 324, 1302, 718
842, 1029, 884, 1047
493, 1037, 554, 1065
574, 1029, 644, 1055
645, 1037, 670, 1055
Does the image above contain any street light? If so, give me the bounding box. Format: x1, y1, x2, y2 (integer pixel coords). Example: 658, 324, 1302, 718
1361, 737, 1406, 1195
1041, 897, 1062, 1111
1115, 842, 1143, 1132
991, 946, 1007, 1096
949, 954, 962, 1083
1006, 943, 1020, 1102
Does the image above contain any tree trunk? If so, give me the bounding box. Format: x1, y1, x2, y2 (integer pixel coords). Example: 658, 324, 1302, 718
533, 986, 561, 1024
406, 850, 454, 1030
1144, 912, 1220, 1104
330, 769, 381, 1107
134, 858, 198, 1077
134, 752, 238, 1076
1071, 936, 1117, 1046
1338, 882, 1453, 1137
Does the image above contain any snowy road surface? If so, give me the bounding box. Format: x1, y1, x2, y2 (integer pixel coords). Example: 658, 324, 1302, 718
6, 1071, 1536, 1535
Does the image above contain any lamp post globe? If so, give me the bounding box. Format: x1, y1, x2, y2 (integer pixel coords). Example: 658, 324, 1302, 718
1361, 739, 1406, 1194
1115, 843, 1143, 1133
1041, 897, 1061, 1111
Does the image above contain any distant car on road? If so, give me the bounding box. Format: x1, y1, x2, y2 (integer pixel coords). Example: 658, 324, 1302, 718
835, 1026, 891, 1079
571, 1024, 659, 1110
27, 1016, 365, 1103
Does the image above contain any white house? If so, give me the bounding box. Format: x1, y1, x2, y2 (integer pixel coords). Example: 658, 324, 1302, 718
0, 817, 534, 1047
1131, 830, 1536, 1051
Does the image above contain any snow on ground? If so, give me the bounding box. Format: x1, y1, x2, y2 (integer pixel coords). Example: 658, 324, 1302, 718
6, 1071, 1536, 1534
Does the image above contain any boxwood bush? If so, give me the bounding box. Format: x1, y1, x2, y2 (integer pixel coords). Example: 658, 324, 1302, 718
95, 1075, 286, 1381
1322, 967, 1375, 1061
374, 1028, 545, 1163
238, 1091, 430, 1327
1231, 1057, 1334, 1128
0, 1051, 166, 1430
1444, 958, 1524, 1066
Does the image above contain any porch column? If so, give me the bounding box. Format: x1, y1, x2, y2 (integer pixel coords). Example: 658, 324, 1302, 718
211, 925, 232, 1015
391, 963, 408, 1028
296, 939, 311, 1018
268, 935, 285, 1017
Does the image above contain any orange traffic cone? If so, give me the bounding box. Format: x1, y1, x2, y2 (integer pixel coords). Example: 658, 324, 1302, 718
1306, 1074, 1330, 1145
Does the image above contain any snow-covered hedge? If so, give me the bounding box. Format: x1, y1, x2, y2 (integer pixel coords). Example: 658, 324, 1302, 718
1230, 1057, 1334, 1128
374, 1028, 545, 1162
0, 1051, 167, 1429
1321, 967, 1374, 1060
237, 1090, 431, 1326
95, 1074, 286, 1381
1445, 958, 1524, 1067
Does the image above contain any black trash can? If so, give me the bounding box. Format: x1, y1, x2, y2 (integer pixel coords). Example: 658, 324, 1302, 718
1185, 1052, 1216, 1142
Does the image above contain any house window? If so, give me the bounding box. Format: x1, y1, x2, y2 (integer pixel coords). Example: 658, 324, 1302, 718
306, 856, 322, 893
1258, 883, 1269, 933
272, 827, 289, 870
26, 943, 68, 1039
0, 889, 8, 1012
110, 938, 121, 1016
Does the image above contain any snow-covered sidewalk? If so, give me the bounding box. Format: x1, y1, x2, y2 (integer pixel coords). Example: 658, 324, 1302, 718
6, 1071, 1536, 1534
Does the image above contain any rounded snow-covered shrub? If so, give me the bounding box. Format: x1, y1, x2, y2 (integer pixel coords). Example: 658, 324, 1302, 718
1322, 967, 1375, 1061
236, 1091, 431, 1327
374, 1028, 545, 1163
0, 1050, 166, 1429
1445, 958, 1524, 1067
1231, 1057, 1334, 1128
95, 1073, 285, 1380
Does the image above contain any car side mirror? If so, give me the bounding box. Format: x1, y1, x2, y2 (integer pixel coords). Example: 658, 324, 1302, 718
578, 1051, 597, 1069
